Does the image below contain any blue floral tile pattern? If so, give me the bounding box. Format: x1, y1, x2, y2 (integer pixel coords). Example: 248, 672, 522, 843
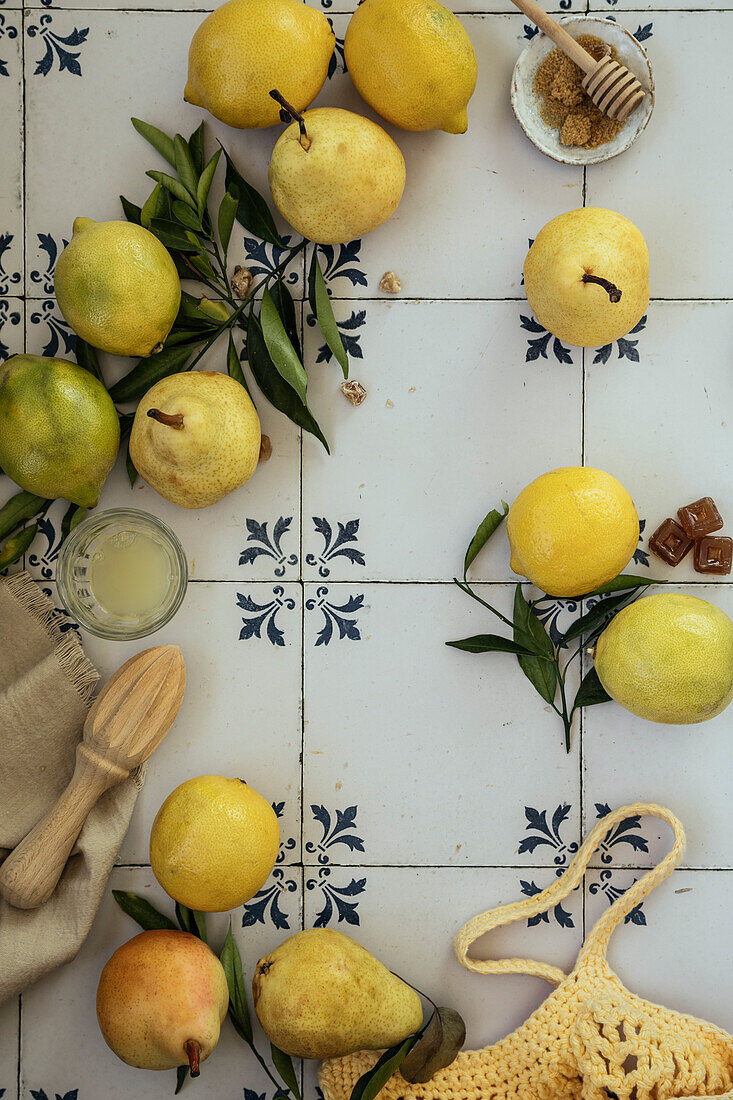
305, 587, 363, 646
315, 240, 366, 291
30, 1091, 78, 1100
308, 307, 366, 364
0, 299, 21, 360
305, 518, 365, 577
239, 517, 298, 577
306, 805, 364, 863
519, 878, 575, 928
593, 315, 647, 365
237, 587, 297, 647
30, 233, 67, 295
0, 14, 18, 81
0, 234, 20, 294
307, 867, 366, 928
27, 16, 89, 77
589, 870, 647, 926
29, 300, 75, 358
518, 804, 579, 867
242, 867, 299, 931
243, 235, 299, 287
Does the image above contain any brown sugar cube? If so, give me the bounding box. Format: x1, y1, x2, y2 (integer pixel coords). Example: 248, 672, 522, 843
677, 496, 723, 538
648, 518, 693, 567
693, 536, 733, 576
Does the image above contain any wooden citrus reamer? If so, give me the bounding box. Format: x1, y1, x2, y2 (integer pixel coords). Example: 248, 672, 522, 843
0, 645, 186, 910
511, 0, 646, 121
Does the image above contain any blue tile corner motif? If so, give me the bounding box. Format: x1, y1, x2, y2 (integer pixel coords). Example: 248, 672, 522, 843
315, 240, 366, 291
305, 517, 365, 577
30, 1091, 78, 1100
0, 299, 21, 361
242, 867, 298, 931
306, 804, 364, 864
243, 235, 299, 288
589, 870, 646, 926
27, 16, 89, 77
306, 587, 363, 647
531, 597, 581, 647
239, 517, 298, 577
518, 803, 579, 867
0, 14, 18, 80
31, 233, 68, 296
0, 234, 20, 294
272, 800, 297, 864
633, 519, 650, 568
307, 866, 366, 928
236, 587, 296, 647
29, 300, 75, 358
27, 513, 63, 580
519, 878, 575, 929
593, 315, 647, 365
326, 25, 347, 79
520, 313, 574, 365
310, 307, 366, 364
594, 803, 650, 863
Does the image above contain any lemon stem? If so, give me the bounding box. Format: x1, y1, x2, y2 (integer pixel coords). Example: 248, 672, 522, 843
184, 1040, 201, 1077
269, 89, 311, 151
582, 273, 622, 303
147, 408, 184, 430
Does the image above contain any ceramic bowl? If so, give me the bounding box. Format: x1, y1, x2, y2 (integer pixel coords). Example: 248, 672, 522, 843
511, 16, 655, 166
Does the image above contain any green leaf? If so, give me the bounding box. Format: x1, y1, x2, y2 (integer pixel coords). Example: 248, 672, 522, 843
270, 280, 301, 358
573, 665, 611, 709
560, 591, 635, 645
188, 121, 206, 176
74, 337, 103, 381
220, 923, 254, 1044
111, 890, 178, 932
271, 1045, 301, 1100
132, 117, 176, 167
513, 586, 557, 704
349, 1037, 418, 1100
118, 411, 135, 438
247, 311, 329, 452
61, 502, 86, 541
175, 1065, 188, 1094
190, 251, 217, 280
147, 170, 197, 209
218, 190, 238, 253
171, 200, 203, 232
0, 491, 48, 541
222, 147, 282, 247
120, 195, 142, 225
260, 288, 308, 405
196, 149, 221, 214
446, 634, 543, 656
174, 133, 199, 198
140, 182, 166, 230
175, 903, 208, 942
580, 573, 660, 597
109, 345, 195, 403
0, 524, 37, 572
308, 248, 348, 378
148, 217, 201, 253
227, 331, 250, 392
400, 1007, 466, 1085
463, 501, 509, 579
126, 443, 139, 488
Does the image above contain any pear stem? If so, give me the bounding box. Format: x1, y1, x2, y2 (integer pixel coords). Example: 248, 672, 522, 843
269, 89, 311, 151
581, 273, 622, 303
147, 408, 184, 430
184, 1040, 201, 1077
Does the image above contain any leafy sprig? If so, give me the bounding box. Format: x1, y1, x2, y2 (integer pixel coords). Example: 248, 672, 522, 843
447, 503, 661, 751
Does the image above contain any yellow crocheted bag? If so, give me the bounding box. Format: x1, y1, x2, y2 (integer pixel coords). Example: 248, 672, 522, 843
319, 804, 733, 1100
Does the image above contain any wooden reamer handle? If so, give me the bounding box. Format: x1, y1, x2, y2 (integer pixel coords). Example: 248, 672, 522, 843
0, 743, 129, 909
508, 0, 597, 74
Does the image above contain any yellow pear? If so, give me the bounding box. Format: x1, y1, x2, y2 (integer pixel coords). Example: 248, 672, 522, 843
185, 0, 334, 129
129, 370, 261, 509
97, 930, 229, 1074
268, 107, 406, 245
252, 928, 423, 1059
523, 207, 649, 348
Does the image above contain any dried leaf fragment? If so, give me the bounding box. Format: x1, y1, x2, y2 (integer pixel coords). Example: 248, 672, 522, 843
232, 265, 253, 298
379, 270, 402, 294
341, 380, 367, 406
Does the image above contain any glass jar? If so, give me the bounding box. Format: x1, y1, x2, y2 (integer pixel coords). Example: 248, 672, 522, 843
56, 509, 188, 640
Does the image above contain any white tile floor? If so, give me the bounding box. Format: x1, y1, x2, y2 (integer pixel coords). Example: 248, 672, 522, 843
2, 2, 733, 1098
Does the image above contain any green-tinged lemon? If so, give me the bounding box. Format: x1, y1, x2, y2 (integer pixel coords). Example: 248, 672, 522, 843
595, 593, 733, 725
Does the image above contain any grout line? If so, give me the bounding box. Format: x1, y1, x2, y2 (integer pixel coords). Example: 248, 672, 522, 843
9, 5, 733, 11
16, 993, 21, 1100
298, 295, 306, 936
112, 861, 733, 872
170, 577, 733, 586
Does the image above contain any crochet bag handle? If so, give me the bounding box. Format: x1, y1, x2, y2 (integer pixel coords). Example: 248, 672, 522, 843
455, 803, 685, 986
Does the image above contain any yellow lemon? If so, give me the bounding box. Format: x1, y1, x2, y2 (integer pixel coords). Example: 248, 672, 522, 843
507, 466, 639, 597
54, 218, 180, 358
268, 107, 406, 244
185, 0, 334, 130
595, 593, 733, 724
150, 775, 280, 912
344, 0, 477, 133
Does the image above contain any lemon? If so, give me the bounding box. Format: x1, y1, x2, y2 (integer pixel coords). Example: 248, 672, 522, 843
150, 776, 280, 912
185, 0, 334, 130
268, 108, 406, 244
507, 466, 639, 597
344, 0, 477, 133
595, 594, 733, 724
0, 355, 120, 507
54, 218, 180, 358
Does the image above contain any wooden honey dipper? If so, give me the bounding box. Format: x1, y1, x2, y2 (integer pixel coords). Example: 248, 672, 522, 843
511, 0, 646, 121
0, 645, 186, 910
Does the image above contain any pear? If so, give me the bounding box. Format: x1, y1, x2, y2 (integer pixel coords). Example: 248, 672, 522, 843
129, 370, 261, 508
96, 930, 229, 1074
523, 207, 649, 348
252, 928, 423, 1059
268, 105, 406, 245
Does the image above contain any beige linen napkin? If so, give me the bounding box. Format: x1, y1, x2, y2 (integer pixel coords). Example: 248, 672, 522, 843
0, 572, 142, 1004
